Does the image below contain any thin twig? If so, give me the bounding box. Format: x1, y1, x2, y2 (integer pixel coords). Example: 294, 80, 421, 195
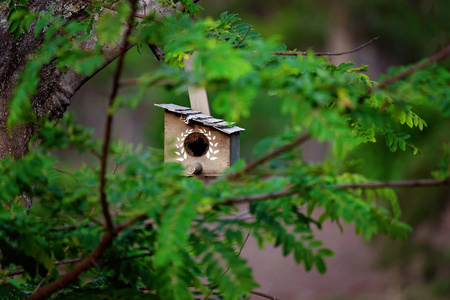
51, 222, 96, 231
54, 258, 82, 266
273, 36, 379, 57
235, 25, 252, 48
31, 272, 53, 294
222, 228, 252, 275
251, 290, 280, 300
202, 228, 252, 300
7, 269, 25, 277
376, 43, 450, 90
81, 0, 147, 19
226, 133, 310, 181
31, 247, 71, 295
115, 214, 147, 231
224, 189, 297, 205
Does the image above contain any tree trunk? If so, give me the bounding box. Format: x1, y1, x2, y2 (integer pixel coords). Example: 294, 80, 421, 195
0, 0, 175, 159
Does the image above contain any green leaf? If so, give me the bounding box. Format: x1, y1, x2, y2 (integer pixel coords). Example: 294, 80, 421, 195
406, 116, 413, 128
398, 138, 406, 151
314, 255, 327, 274
317, 248, 335, 257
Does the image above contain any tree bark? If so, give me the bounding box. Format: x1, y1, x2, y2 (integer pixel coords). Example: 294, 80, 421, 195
0, 0, 176, 159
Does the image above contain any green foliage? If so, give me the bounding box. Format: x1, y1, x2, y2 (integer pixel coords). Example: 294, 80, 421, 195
1, 1, 449, 299
2, 0, 33, 40
433, 143, 450, 179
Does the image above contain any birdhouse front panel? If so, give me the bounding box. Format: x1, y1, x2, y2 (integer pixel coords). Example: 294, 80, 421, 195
155, 104, 244, 177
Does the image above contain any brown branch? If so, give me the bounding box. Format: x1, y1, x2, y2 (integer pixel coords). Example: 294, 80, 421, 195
235, 25, 252, 48
147, 43, 165, 61
273, 36, 379, 57
376, 43, 450, 90
26, 231, 115, 300
7, 249, 151, 279
26, 215, 145, 299
335, 177, 450, 189
6, 269, 24, 277
115, 214, 147, 232
224, 178, 450, 205
226, 133, 310, 181
223, 189, 296, 205
98, 0, 138, 233
54, 258, 82, 266
251, 290, 281, 300
31, 272, 53, 295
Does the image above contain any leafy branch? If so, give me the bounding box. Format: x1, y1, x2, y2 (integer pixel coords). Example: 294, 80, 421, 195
27, 1, 139, 299
227, 133, 311, 181
376, 42, 450, 90
225, 178, 450, 205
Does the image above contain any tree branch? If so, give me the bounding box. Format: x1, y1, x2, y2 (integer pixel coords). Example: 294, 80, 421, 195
26, 214, 145, 299
147, 43, 166, 61
251, 290, 281, 300
273, 36, 379, 57
98, 0, 138, 233
26, 230, 114, 300
335, 177, 450, 189
224, 178, 450, 205
223, 190, 296, 205
376, 43, 450, 90
81, 0, 147, 19
226, 133, 310, 181
235, 25, 252, 48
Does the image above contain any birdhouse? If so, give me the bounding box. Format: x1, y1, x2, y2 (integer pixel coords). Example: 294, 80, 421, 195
155, 103, 245, 177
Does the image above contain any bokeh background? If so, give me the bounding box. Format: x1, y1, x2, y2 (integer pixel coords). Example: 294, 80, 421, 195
67, 0, 450, 299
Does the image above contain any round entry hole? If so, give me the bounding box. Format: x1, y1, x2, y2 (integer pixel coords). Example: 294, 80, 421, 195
184, 132, 209, 157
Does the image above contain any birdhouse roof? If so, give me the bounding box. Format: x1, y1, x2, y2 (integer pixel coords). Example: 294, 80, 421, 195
155, 103, 245, 135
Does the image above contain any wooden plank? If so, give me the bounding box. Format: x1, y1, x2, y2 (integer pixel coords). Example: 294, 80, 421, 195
184, 53, 211, 116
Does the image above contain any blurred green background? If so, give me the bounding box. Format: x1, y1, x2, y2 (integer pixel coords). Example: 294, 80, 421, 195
67, 0, 450, 299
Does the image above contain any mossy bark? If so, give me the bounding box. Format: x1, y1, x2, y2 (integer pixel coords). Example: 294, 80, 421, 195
0, 0, 175, 159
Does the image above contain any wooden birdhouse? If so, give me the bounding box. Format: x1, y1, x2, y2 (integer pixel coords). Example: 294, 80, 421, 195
155, 103, 245, 177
